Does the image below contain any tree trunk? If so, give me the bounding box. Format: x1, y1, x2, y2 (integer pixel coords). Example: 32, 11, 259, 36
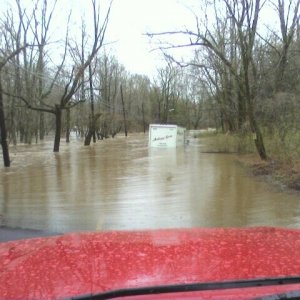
53, 105, 62, 152
237, 89, 246, 129
66, 108, 70, 143
84, 119, 99, 145
89, 63, 96, 144
248, 106, 267, 160
84, 114, 93, 146
84, 125, 93, 146
158, 101, 161, 123
163, 101, 169, 124
141, 102, 146, 133
245, 95, 267, 161
274, 44, 289, 92
241, 43, 267, 161
10, 101, 17, 145
39, 112, 45, 140
0, 79, 10, 167
5, 65, 17, 146
254, 129, 267, 160
120, 84, 128, 137
93, 130, 96, 143
84, 113, 101, 146
38, 45, 45, 141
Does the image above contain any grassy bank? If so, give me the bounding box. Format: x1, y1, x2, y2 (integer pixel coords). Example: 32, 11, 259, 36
195, 131, 300, 191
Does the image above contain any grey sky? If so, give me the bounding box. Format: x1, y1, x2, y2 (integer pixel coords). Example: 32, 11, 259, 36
2, 0, 278, 78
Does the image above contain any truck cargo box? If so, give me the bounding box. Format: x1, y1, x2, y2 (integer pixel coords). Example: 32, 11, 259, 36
149, 124, 186, 148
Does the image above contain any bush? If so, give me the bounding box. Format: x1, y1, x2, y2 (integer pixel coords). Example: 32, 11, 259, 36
198, 131, 255, 153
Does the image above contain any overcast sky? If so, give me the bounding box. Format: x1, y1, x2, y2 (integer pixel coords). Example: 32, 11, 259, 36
55, 0, 278, 78
2, 0, 277, 79
0, 0, 192, 77
67, 0, 198, 78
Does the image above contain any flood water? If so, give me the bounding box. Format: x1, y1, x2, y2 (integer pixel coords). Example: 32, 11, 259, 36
1, 133, 300, 233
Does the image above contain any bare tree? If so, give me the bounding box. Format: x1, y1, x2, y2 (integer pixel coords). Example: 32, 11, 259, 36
148, 0, 268, 160
1, 0, 66, 145
154, 61, 179, 124
274, 0, 300, 91
16, 0, 112, 152
120, 84, 128, 137
96, 54, 124, 139
0, 45, 27, 167
84, 61, 101, 145
31, 0, 58, 140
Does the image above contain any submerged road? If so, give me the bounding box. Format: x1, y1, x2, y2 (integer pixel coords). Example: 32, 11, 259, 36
1, 133, 300, 237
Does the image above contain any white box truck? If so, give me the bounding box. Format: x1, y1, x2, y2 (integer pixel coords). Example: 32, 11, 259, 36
148, 124, 186, 148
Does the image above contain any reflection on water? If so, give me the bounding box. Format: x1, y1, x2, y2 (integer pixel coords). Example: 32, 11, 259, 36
1, 133, 300, 233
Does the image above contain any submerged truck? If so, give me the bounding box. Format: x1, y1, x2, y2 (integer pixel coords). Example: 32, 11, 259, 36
148, 124, 186, 148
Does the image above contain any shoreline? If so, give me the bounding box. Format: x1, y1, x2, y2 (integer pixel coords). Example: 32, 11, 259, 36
235, 154, 300, 194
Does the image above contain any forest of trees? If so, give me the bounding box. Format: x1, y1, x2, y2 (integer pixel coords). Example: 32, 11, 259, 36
0, 0, 299, 167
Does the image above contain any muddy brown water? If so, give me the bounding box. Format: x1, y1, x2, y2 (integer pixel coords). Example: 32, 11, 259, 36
1, 133, 299, 233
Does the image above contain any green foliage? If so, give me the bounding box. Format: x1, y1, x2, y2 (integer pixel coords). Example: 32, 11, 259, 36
203, 129, 300, 164
264, 128, 300, 163
201, 132, 255, 154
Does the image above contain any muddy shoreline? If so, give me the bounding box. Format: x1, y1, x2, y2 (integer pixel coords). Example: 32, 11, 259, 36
235, 154, 300, 193
199, 135, 300, 193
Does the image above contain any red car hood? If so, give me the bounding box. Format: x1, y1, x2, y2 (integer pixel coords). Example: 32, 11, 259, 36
1, 227, 300, 299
